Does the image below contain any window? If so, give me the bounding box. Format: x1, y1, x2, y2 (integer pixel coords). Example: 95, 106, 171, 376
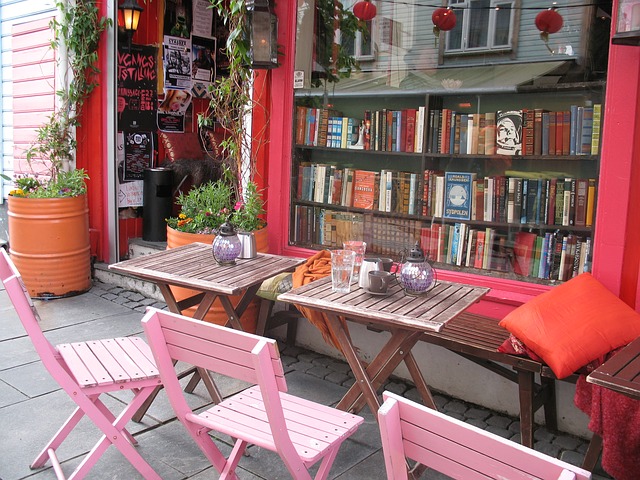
445, 0, 515, 53
341, 0, 375, 61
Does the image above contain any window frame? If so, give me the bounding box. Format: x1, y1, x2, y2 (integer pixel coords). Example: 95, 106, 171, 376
444, 0, 517, 55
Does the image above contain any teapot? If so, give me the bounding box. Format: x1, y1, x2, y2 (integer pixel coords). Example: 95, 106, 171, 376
359, 257, 383, 290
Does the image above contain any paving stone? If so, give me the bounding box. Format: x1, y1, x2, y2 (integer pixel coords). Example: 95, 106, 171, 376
306, 365, 331, 379
280, 355, 297, 367
139, 298, 158, 306
508, 420, 522, 433
447, 412, 465, 421
535, 441, 562, 458
100, 293, 118, 301
433, 394, 449, 410
288, 360, 314, 373
325, 371, 350, 385
326, 360, 352, 374
123, 301, 142, 309
342, 377, 356, 388
466, 418, 487, 430
443, 400, 468, 415
533, 427, 555, 443
122, 291, 145, 301
105, 286, 125, 295
297, 352, 322, 363
486, 414, 513, 429
111, 296, 131, 305
485, 425, 511, 439
465, 407, 491, 420
554, 434, 582, 451
404, 387, 422, 403
560, 450, 586, 467
311, 356, 334, 367
383, 381, 407, 396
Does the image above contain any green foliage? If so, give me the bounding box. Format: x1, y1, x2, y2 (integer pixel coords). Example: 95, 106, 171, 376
312, 0, 365, 87
9, 169, 89, 198
166, 176, 265, 234
24, 0, 111, 187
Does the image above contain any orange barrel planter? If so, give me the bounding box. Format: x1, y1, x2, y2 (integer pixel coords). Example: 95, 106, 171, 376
166, 225, 268, 332
8, 195, 91, 299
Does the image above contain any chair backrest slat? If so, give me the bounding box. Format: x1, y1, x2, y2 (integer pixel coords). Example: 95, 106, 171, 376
379, 391, 591, 480
158, 313, 286, 388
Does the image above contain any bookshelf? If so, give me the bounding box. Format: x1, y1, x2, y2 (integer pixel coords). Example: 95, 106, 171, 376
289, 83, 604, 286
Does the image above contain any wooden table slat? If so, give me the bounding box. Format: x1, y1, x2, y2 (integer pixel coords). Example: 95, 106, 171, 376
587, 336, 640, 400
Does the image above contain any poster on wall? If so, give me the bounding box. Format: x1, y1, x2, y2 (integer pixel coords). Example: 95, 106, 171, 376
157, 88, 192, 132
164, 0, 193, 38
192, 36, 216, 83
123, 131, 154, 181
163, 35, 193, 90
117, 132, 144, 207
117, 44, 158, 131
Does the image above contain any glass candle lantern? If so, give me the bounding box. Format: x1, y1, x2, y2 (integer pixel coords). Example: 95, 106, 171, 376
212, 221, 242, 265
398, 242, 437, 296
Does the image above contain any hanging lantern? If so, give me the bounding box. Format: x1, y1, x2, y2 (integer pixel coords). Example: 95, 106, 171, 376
535, 8, 563, 53
353, 0, 377, 21
432, 7, 457, 43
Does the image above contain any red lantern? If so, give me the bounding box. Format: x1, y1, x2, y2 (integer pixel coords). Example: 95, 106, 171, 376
535, 8, 563, 51
353, 1, 377, 21
432, 7, 457, 33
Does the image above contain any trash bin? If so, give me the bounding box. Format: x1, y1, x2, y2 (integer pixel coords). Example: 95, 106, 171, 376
143, 168, 173, 242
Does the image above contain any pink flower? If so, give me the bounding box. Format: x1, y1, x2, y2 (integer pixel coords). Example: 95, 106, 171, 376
234, 201, 244, 211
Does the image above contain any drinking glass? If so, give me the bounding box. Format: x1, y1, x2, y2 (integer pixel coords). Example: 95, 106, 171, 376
331, 249, 356, 293
343, 241, 367, 281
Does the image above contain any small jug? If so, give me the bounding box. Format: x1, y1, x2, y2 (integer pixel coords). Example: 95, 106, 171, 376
359, 257, 383, 290
238, 231, 257, 259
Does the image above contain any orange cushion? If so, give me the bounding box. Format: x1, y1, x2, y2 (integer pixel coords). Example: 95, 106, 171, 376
499, 273, 640, 379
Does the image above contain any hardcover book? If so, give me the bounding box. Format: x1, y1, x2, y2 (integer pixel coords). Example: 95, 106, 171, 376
444, 172, 476, 221
352, 170, 377, 210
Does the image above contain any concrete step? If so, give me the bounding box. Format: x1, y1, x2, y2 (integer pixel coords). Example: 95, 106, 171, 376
93, 238, 167, 301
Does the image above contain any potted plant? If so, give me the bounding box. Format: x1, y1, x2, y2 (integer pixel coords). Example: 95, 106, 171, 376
164, 173, 266, 331
5, 0, 110, 298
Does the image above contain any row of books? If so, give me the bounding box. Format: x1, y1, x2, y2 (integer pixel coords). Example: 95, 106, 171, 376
427, 105, 601, 156
295, 104, 602, 157
297, 163, 597, 228
295, 106, 427, 153
297, 164, 425, 216
424, 171, 597, 227
419, 223, 592, 281
295, 107, 361, 149
292, 206, 420, 256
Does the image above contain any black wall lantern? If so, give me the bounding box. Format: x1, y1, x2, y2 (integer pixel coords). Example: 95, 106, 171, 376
246, 0, 278, 69
119, 0, 144, 50
612, 0, 640, 45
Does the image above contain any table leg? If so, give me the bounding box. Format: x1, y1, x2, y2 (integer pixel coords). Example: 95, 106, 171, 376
325, 313, 382, 415
403, 352, 437, 409
344, 331, 423, 414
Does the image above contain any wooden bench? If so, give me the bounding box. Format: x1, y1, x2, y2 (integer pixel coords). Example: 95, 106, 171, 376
419, 311, 579, 451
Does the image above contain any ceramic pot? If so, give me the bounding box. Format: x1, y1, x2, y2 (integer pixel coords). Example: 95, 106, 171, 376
165, 225, 268, 332
8, 195, 91, 299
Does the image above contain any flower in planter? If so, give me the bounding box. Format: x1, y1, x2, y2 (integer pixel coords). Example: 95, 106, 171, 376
5, 169, 88, 199
166, 178, 265, 234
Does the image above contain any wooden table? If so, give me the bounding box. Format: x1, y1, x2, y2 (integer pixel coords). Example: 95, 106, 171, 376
278, 276, 489, 416
587, 335, 640, 399
110, 242, 305, 418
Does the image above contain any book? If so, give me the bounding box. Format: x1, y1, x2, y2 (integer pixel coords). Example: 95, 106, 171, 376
484, 112, 496, 155
533, 109, 545, 155
496, 110, 523, 155
580, 106, 593, 155
444, 172, 476, 221
434, 175, 445, 218
522, 108, 534, 156
586, 178, 596, 227
474, 179, 485, 222
474, 230, 486, 269
574, 178, 588, 226
591, 104, 602, 155
562, 110, 571, 156
513, 231, 537, 276
554, 180, 565, 225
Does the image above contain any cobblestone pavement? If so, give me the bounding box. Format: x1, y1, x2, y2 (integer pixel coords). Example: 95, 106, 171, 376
86, 279, 612, 479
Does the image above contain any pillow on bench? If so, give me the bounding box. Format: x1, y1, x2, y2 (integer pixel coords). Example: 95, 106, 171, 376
499, 273, 640, 379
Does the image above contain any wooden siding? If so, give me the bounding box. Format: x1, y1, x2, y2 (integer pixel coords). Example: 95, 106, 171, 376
11, 16, 54, 177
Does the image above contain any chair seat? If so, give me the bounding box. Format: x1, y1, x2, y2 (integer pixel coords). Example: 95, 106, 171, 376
189, 385, 362, 463
57, 337, 159, 388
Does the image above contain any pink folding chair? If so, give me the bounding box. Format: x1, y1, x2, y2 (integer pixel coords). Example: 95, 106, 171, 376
0, 249, 162, 480
378, 391, 592, 480
141, 307, 364, 480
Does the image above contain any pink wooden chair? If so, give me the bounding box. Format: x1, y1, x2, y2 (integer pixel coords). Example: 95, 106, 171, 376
0, 249, 162, 480
378, 391, 592, 480
141, 307, 364, 480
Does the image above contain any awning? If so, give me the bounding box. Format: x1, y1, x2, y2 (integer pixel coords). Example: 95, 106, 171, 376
305, 61, 571, 97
